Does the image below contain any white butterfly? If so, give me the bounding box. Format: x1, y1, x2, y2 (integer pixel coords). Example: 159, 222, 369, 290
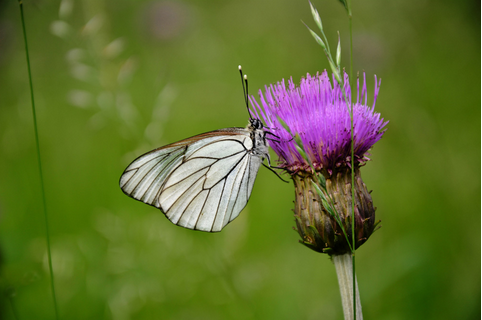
119, 119, 270, 232
120, 67, 274, 232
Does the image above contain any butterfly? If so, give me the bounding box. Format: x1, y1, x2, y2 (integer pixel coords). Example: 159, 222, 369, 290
119, 67, 278, 232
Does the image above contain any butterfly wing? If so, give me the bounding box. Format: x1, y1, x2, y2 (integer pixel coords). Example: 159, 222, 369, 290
120, 128, 264, 232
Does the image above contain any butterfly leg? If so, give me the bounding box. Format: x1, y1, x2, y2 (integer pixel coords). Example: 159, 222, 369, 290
262, 163, 289, 183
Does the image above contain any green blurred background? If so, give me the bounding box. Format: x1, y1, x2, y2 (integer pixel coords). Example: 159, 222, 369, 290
0, 0, 480, 319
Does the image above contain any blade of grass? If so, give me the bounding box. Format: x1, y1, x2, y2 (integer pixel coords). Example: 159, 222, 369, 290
345, 1, 356, 317
307, 2, 359, 318
7, 288, 20, 320
18, 1, 60, 319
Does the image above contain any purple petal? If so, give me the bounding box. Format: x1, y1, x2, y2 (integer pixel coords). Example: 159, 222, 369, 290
249, 70, 388, 172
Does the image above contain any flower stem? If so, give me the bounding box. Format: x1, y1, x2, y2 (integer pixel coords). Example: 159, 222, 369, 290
347, 0, 353, 82
333, 253, 362, 320
18, 1, 60, 319
347, 5, 356, 319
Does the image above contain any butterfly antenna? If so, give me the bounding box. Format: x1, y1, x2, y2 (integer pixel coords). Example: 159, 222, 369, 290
239, 65, 252, 119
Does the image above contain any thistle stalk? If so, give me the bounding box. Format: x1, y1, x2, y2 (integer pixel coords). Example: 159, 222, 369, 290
333, 253, 362, 320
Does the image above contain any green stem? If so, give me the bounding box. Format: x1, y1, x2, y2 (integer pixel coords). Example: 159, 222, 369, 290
18, 2, 60, 319
337, 73, 357, 320
8, 293, 19, 320
348, 1, 353, 82
307, 3, 359, 318
346, 2, 356, 319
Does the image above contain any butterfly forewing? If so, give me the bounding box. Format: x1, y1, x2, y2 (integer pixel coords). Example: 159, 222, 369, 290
120, 127, 267, 232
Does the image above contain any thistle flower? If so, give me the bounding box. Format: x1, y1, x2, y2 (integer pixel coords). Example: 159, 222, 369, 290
249, 70, 388, 255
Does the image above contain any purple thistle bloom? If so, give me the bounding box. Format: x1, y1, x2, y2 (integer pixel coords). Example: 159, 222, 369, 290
249, 70, 388, 175
249, 70, 388, 255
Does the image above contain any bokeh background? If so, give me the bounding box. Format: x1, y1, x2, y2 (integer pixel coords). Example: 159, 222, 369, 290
0, 0, 480, 319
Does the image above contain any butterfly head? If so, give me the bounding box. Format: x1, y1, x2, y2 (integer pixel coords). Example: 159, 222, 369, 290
249, 118, 264, 130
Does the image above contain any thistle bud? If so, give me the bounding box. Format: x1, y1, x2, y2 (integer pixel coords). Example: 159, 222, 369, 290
293, 167, 377, 255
